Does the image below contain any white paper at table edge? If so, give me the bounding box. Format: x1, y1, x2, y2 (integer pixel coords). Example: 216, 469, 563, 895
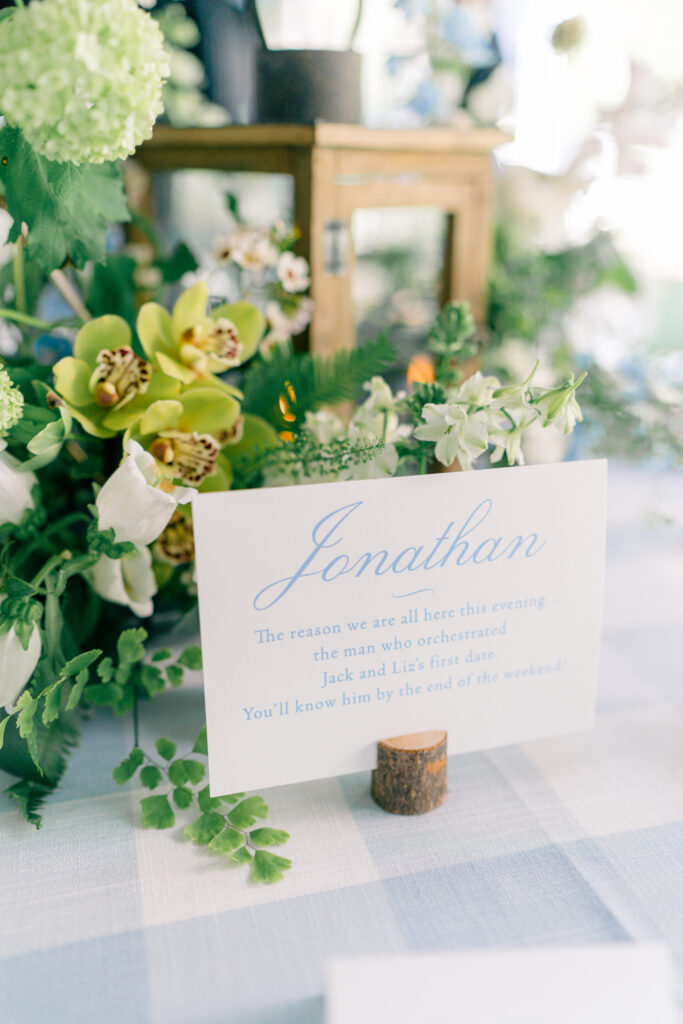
324, 944, 678, 1024
193, 458, 607, 794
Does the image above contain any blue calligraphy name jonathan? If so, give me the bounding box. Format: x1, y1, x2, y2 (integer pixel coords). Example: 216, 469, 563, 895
253, 498, 545, 611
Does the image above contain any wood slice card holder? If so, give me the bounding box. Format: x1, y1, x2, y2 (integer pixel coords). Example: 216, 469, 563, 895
371, 730, 447, 815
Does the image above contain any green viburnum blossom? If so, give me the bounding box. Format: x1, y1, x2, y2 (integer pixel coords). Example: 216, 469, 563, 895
53, 316, 180, 438
137, 282, 265, 386
0, 368, 24, 435
124, 386, 242, 487
0, 0, 169, 165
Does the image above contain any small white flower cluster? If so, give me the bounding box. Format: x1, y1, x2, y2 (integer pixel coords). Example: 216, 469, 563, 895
0, 0, 169, 164
267, 365, 586, 488
267, 377, 410, 487
415, 366, 585, 469
277, 251, 311, 294
212, 224, 312, 353
215, 227, 281, 275
264, 298, 314, 348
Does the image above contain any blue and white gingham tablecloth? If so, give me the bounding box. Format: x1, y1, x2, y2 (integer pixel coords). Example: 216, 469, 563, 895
1, 463, 681, 1024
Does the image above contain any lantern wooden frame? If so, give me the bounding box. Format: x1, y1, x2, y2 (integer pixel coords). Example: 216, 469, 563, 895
137, 124, 507, 355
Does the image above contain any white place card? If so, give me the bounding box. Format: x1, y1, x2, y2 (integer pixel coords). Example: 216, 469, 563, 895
324, 945, 678, 1024
193, 460, 606, 794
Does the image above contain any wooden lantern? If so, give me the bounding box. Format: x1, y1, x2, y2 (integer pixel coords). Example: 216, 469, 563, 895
136, 124, 507, 355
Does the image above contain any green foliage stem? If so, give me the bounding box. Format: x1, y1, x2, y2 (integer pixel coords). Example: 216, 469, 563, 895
113, 724, 292, 884
0, 635, 200, 825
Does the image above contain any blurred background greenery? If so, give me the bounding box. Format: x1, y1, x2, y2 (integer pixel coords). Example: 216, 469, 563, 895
3, 0, 681, 466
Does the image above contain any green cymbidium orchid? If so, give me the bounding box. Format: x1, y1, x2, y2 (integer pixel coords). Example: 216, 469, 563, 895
197, 452, 234, 493
124, 385, 242, 487
53, 316, 180, 438
137, 281, 266, 386
222, 413, 280, 473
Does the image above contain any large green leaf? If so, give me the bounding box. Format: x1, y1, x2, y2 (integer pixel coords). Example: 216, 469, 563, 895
0, 126, 130, 274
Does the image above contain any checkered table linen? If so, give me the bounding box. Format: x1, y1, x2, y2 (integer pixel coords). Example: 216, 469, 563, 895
1, 463, 681, 1024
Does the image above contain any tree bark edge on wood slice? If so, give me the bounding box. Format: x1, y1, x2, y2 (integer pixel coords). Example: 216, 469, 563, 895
371, 729, 447, 815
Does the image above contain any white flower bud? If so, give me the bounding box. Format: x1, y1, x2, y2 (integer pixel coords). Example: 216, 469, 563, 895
535, 373, 587, 435
87, 547, 157, 618
96, 440, 196, 547
0, 599, 41, 711
0, 440, 37, 527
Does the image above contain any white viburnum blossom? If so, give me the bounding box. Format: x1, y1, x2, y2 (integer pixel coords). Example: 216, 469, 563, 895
414, 404, 489, 469
87, 546, 157, 618
0, 369, 24, 435
96, 440, 196, 547
0, 597, 42, 711
0, 440, 37, 527
0, 0, 169, 165
535, 374, 587, 434
277, 251, 311, 293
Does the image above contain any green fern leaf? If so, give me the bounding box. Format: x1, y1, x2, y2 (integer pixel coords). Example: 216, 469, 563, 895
241, 335, 396, 431
5, 779, 53, 828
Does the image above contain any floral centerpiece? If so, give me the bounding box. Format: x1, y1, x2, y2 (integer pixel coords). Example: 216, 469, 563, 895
0, 0, 585, 883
